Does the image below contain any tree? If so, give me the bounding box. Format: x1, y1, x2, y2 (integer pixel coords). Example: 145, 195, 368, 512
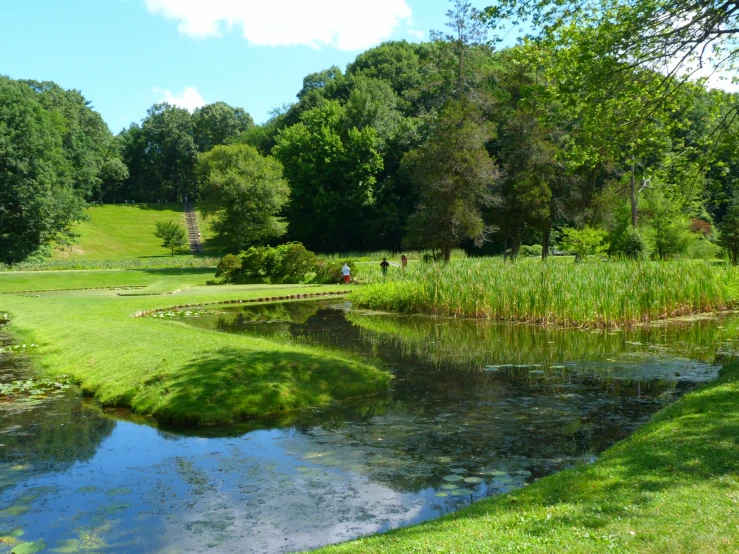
154, 220, 187, 255
402, 98, 499, 262
0, 77, 114, 264
272, 101, 383, 251
484, 0, 739, 92
719, 196, 739, 264
120, 103, 198, 202
192, 102, 254, 152
559, 226, 610, 261
197, 144, 289, 251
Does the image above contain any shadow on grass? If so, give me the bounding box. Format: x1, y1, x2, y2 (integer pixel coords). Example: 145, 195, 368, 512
125, 202, 185, 212
135, 268, 216, 277
143, 347, 391, 426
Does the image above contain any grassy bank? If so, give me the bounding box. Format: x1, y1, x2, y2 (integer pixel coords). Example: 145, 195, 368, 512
351, 258, 739, 327
0, 269, 391, 425
319, 358, 739, 553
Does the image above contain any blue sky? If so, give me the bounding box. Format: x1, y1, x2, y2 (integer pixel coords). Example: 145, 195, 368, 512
0, 0, 501, 133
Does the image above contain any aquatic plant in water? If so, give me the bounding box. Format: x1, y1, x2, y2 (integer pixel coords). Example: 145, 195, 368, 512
0, 378, 71, 402
350, 258, 739, 327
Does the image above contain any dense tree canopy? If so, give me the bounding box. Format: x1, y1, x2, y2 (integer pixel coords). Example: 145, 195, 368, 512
197, 144, 289, 251
0, 77, 115, 263
5, 0, 739, 263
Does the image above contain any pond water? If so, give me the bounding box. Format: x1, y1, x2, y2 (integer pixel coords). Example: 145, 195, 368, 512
2, 302, 739, 553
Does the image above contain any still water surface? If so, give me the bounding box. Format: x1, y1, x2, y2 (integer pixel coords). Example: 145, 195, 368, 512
1, 302, 738, 552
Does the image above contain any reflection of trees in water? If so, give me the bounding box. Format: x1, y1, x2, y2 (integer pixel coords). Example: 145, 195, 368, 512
348, 312, 739, 371
270, 370, 681, 493
164, 305, 725, 494
190, 301, 329, 341
0, 355, 115, 490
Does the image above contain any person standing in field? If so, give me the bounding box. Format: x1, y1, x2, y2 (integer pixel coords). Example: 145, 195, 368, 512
380, 257, 390, 276
342, 263, 351, 283
401, 254, 408, 270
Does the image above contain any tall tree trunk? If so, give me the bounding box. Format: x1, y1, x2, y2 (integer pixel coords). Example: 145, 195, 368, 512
542, 220, 552, 261
511, 235, 522, 261
443, 244, 452, 263
630, 154, 638, 228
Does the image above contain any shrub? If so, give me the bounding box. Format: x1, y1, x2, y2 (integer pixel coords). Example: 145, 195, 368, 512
520, 244, 543, 258
688, 237, 721, 260
240, 246, 268, 277
272, 242, 316, 282
559, 226, 609, 261
619, 227, 650, 259
214, 242, 317, 284
314, 260, 358, 284
215, 253, 242, 280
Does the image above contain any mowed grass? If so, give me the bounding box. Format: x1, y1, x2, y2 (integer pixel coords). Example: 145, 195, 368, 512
0, 269, 390, 425
351, 258, 739, 327
319, 360, 739, 554
0, 268, 213, 293
52, 203, 217, 261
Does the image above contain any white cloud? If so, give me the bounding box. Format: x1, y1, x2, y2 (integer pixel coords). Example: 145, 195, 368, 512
143, 0, 413, 51
152, 86, 206, 112
407, 28, 424, 39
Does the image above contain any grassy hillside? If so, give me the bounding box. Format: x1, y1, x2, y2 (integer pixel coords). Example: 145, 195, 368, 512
52, 203, 216, 261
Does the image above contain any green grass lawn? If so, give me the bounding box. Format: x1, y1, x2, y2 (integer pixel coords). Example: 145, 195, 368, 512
51, 203, 220, 261
318, 361, 739, 553
0, 269, 390, 425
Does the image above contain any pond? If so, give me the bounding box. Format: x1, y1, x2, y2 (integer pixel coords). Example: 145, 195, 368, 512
2, 301, 738, 553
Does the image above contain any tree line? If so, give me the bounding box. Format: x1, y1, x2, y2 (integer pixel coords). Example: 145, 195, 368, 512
3, 0, 739, 264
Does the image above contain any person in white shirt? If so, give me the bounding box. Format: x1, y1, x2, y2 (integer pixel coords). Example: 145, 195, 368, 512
341, 263, 351, 283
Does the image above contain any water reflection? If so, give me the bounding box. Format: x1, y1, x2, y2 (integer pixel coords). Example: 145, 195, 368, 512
0, 304, 736, 553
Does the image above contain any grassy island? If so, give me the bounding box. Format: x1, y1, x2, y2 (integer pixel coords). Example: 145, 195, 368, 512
0, 269, 391, 426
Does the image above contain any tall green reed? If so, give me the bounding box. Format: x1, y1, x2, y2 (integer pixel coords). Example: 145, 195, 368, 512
350, 258, 739, 327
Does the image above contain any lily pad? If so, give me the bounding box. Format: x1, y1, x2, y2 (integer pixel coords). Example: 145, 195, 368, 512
450, 488, 475, 496
496, 476, 514, 484
449, 468, 466, 474
442, 474, 464, 482
434, 492, 449, 498
463, 477, 484, 484
105, 487, 132, 496
441, 484, 460, 490
490, 470, 508, 477
515, 470, 532, 477
11, 541, 46, 554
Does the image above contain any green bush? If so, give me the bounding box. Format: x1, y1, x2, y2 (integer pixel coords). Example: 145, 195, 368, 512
688, 237, 721, 260
215, 253, 242, 280
619, 227, 650, 259
240, 246, 268, 277
272, 243, 316, 282
314, 260, 358, 284
520, 244, 543, 257
559, 226, 609, 261
214, 242, 317, 284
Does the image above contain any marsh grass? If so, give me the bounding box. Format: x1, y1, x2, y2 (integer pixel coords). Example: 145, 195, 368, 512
350, 258, 739, 327
317, 248, 467, 263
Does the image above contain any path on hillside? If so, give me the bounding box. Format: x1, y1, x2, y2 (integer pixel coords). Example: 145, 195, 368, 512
184, 202, 203, 254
